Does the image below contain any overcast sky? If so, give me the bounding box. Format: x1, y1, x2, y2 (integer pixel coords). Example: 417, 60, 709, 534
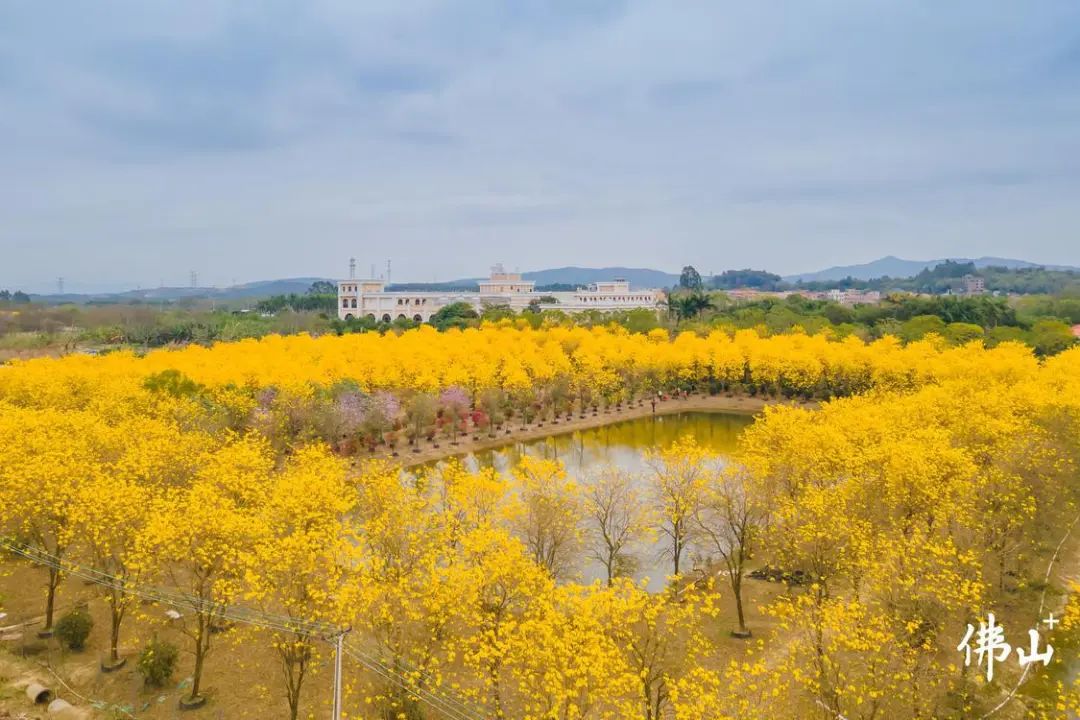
2, 1, 1079, 292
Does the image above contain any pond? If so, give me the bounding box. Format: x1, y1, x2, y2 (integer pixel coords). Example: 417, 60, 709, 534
419, 411, 756, 591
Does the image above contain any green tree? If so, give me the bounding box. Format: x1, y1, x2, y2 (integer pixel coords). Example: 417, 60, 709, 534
478, 388, 506, 437
430, 302, 480, 330
481, 304, 516, 322
668, 292, 713, 321
944, 322, 985, 345
405, 393, 437, 448
986, 325, 1028, 347
711, 269, 783, 290
1030, 319, 1076, 356
899, 314, 947, 341
679, 266, 703, 291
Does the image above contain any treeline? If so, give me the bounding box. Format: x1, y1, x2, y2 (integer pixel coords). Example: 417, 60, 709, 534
0, 304, 333, 349
703, 262, 1080, 295
0, 290, 32, 303
670, 292, 1077, 356
330, 300, 665, 336
254, 292, 336, 314
0, 282, 340, 355
791, 261, 1080, 295
5, 281, 1077, 359
3, 295, 1075, 359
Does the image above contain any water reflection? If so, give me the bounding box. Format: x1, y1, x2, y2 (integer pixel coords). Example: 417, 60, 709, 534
420, 411, 755, 591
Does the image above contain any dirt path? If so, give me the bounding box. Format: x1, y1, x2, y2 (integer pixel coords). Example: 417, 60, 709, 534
351, 393, 816, 469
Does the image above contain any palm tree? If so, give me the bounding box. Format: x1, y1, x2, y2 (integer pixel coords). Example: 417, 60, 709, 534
668, 292, 713, 321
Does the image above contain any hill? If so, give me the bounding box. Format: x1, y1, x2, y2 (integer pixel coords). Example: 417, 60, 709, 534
23, 267, 680, 303
29, 278, 334, 303
785, 256, 1080, 283
518, 267, 679, 288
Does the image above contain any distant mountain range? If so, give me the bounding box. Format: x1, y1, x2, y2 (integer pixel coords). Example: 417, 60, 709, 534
436, 267, 682, 288
27, 267, 682, 302
22, 258, 1079, 303
783, 256, 1080, 283
522, 266, 680, 287
29, 278, 331, 303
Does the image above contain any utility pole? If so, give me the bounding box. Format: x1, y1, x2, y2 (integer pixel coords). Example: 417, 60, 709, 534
57, 277, 64, 295
190, 270, 198, 289
331, 630, 349, 719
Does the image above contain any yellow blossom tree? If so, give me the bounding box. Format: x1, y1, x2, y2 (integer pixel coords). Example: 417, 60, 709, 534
245, 445, 354, 720
140, 435, 273, 706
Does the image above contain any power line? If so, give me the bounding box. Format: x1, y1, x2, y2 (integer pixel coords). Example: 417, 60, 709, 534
351, 637, 481, 717
342, 643, 486, 720
1, 537, 489, 720
1, 540, 339, 639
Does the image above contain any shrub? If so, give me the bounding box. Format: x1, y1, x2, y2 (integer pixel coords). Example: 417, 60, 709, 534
137, 636, 179, 687
55, 607, 93, 651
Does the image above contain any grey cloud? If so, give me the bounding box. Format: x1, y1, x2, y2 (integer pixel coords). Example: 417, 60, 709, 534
2, 1, 1080, 293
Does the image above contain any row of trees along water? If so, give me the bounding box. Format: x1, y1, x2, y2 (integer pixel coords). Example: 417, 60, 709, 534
0, 325, 1071, 458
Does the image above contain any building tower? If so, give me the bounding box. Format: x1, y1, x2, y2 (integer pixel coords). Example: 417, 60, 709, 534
349, 257, 356, 280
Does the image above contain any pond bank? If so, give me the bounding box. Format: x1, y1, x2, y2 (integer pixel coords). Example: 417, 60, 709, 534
349, 393, 816, 469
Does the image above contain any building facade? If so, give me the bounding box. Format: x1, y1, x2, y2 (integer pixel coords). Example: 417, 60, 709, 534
825, 289, 882, 305
338, 265, 663, 322
962, 275, 986, 294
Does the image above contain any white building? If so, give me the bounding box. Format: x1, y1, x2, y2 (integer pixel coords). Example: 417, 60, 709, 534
825, 288, 882, 306
337, 264, 664, 322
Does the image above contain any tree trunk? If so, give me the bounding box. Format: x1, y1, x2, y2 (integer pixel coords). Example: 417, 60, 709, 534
44, 567, 60, 630
190, 614, 208, 700
732, 574, 747, 634
282, 641, 306, 720
110, 604, 122, 662
672, 530, 683, 577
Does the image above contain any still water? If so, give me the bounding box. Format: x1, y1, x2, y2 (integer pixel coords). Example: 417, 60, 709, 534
420, 411, 755, 590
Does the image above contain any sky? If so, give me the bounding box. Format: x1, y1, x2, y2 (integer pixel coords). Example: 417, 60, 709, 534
2, 1, 1080, 293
